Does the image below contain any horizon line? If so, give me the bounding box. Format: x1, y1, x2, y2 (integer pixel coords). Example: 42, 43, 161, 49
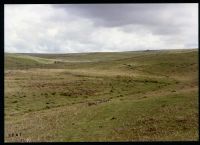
4, 48, 198, 54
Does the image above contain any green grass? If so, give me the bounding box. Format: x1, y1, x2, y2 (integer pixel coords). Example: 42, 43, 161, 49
4, 49, 198, 142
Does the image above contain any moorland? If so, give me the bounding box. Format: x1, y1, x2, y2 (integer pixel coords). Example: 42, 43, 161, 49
4, 49, 198, 141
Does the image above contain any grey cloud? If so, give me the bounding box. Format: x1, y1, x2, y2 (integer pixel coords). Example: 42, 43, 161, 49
54, 4, 197, 35
54, 4, 167, 26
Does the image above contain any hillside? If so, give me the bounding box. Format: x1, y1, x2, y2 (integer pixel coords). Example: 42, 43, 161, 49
4, 49, 198, 141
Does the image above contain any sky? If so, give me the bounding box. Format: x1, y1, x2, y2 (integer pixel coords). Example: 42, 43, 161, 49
5, 4, 198, 53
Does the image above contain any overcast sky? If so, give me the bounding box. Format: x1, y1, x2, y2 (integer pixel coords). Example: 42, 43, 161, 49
5, 4, 198, 53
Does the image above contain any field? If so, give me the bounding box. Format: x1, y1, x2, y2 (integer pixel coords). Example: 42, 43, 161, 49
4, 49, 198, 142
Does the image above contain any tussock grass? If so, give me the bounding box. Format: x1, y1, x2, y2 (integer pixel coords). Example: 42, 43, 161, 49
4, 49, 198, 142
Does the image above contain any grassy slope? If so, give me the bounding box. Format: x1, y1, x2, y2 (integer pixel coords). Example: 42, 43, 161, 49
4, 49, 198, 141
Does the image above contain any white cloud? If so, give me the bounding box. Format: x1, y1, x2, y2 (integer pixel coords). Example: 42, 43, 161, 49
5, 4, 198, 53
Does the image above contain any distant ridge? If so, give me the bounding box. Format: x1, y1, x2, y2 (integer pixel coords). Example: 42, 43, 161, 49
4, 48, 198, 55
